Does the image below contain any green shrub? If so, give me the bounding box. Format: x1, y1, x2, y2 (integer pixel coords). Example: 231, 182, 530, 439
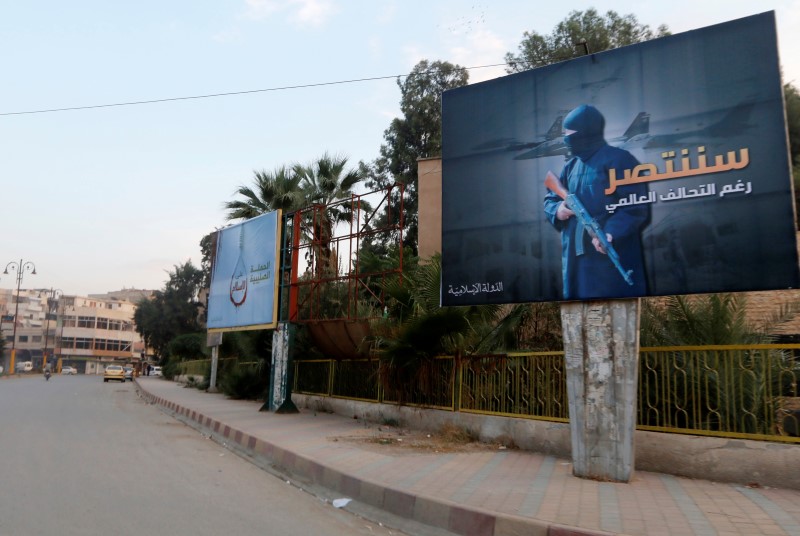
161, 355, 181, 380
220, 363, 270, 400
167, 333, 209, 360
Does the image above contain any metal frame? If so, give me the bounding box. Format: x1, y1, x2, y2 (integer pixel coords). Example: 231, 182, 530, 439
279, 184, 404, 323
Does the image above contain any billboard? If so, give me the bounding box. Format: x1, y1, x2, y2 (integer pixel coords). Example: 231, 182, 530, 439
207, 211, 282, 331
441, 11, 799, 305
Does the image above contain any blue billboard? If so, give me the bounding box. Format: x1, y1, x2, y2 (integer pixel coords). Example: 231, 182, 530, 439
441, 11, 798, 305
207, 211, 282, 330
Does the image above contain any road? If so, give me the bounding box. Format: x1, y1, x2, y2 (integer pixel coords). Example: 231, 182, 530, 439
0, 374, 405, 536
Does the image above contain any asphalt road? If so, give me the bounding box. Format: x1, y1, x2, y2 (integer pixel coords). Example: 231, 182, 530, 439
0, 374, 405, 536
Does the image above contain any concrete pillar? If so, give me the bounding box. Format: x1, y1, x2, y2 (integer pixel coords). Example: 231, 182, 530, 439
561, 299, 640, 482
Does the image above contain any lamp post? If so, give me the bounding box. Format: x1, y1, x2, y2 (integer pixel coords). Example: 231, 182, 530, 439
42, 288, 62, 372
4, 259, 36, 375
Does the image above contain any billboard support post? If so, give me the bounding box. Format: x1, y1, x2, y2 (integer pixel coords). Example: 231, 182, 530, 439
263, 321, 298, 413
206, 332, 222, 393
208, 345, 219, 393
561, 299, 640, 483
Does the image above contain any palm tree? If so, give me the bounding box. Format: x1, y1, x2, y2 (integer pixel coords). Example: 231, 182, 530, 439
640, 294, 761, 346
224, 155, 366, 273
368, 254, 504, 404
292, 153, 366, 277
223, 166, 305, 221
639, 294, 800, 434
224, 154, 369, 322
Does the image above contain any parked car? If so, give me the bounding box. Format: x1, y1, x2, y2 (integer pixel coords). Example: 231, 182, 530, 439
123, 366, 133, 381
0, 365, 4, 374
61, 366, 77, 375
150, 366, 162, 377
16, 361, 33, 373
103, 365, 125, 383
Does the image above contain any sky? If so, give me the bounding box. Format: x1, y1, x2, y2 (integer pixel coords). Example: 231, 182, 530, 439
2, 0, 798, 297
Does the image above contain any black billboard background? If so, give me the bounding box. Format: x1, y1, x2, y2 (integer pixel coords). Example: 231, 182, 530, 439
441, 11, 799, 306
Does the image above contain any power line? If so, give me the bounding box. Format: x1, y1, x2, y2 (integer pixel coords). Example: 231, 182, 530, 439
0, 63, 509, 117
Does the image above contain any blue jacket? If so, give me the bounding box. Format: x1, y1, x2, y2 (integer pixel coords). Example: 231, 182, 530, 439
543, 143, 650, 300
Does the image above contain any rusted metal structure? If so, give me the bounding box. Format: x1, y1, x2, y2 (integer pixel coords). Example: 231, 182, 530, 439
280, 184, 404, 359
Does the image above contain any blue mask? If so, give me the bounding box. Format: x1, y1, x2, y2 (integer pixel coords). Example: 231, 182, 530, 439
563, 105, 606, 160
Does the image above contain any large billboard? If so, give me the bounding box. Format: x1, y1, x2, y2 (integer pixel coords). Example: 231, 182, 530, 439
207, 211, 282, 331
441, 11, 798, 305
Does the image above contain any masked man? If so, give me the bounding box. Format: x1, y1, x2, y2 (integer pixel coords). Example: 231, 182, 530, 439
543, 105, 649, 300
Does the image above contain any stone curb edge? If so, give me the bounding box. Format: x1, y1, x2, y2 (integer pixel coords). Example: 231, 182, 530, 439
137, 383, 622, 536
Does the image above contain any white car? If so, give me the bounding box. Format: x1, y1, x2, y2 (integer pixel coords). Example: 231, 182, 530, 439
61, 366, 77, 375
150, 366, 162, 377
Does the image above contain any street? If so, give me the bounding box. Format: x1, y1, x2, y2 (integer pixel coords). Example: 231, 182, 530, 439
0, 374, 405, 536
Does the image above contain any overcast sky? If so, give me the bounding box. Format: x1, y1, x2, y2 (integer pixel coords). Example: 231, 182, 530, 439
2, 0, 798, 297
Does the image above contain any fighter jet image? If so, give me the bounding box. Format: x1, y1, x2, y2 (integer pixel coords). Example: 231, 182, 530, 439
514, 111, 650, 160
610, 112, 651, 151
634, 100, 756, 151
469, 113, 566, 155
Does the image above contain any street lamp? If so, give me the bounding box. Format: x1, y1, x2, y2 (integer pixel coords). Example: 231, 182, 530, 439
42, 288, 63, 371
4, 259, 36, 375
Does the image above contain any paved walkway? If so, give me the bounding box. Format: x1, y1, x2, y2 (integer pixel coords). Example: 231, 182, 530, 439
136, 378, 800, 536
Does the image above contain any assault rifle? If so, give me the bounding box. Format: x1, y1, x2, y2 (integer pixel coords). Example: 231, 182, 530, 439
545, 171, 634, 286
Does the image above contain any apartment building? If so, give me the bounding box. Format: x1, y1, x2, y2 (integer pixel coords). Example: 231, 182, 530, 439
0, 288, 48, 368
1, 289, 146, 374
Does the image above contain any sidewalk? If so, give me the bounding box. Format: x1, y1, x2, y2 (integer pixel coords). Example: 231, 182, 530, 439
135, 378, 800, 536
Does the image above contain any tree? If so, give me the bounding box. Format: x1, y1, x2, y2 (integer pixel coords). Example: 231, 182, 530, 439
638, 294, 800, 434
223, 166, 305, 220
504, 9, 669, 73
368, 253, 499, 403
199, 231, 216, 290
225, 155, 365, 223
785, 82, 800, 227
225, 153, 366, 281
368, 253, 562, 401
641, 294, 762, 347
362, 60, 469, 254
134, 261, 205, 360
292, 152, 366, 275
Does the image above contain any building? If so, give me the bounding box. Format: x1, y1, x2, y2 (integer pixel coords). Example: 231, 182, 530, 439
0, 288, 48, 369
58, 294, 145, 375
1, 289, 147, 374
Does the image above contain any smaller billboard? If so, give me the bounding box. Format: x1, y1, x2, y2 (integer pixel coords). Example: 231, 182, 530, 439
207, 211, 282, 331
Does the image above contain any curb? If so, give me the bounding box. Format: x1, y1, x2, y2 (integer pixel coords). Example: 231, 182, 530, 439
136, 383, 621, 536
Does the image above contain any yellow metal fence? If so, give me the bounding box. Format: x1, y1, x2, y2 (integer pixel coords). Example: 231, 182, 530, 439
293, 345, 800, 443
177, 345, 800, 442
638, 345, 800, 441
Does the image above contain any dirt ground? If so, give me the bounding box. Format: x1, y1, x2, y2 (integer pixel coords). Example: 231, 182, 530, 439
328, 422, 515, 456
